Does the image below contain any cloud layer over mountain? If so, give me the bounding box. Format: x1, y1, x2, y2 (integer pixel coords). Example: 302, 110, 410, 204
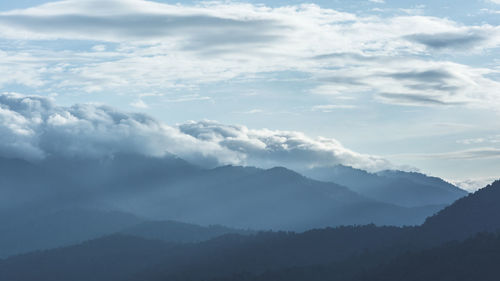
0, 93, 390, 171
179, 120, 391, 170
0, 93, 237, 166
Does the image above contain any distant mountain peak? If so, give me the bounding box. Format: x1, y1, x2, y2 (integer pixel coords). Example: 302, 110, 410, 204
302, 165, 467, 208
265, 166, 304, 177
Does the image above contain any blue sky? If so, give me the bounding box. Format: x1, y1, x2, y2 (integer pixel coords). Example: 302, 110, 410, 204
0, 0, 499, 190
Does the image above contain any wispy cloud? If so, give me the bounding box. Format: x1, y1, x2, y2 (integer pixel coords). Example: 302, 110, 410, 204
234, 109, 264, 114
451, 177, 500, 191
312, 104, 357, 112
457, 135, 500, 145
313, 58, 500, 107
130, 99, 148, 109
396, 147, 500, 160
163, 94, 211, 103
0, 0, 499, 108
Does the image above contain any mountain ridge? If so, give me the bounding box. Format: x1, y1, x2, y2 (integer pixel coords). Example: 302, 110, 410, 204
302, 165, 467, 207
0, 179, 499, 281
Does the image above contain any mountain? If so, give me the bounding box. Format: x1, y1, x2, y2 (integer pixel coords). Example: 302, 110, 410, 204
350, 232, 500, 281
114, 165, 442, 230
1, 179, 499, 281
0, 155, 444, 231
0, 157, 71, 211
302, 165, 467, 207
0, 235, 174, 281
0, 208, 255, 258
0, 226, 411, 281
0, 209, 144, 258
215, 179, 500, 281
120, 220, 254, 243
217, 232, 500, 281
418, 179, 500, 243
0, 154, 201, 213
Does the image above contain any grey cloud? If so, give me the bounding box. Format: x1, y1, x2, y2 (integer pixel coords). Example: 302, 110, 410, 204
438, 148, 500, 160
377, 92, 462, 106
320, 76, 367, 86
318, 60, 462, 94
384, 69, 461, 94
0, 93, 391, 171
402, 147, 500, 160
316, 66, 469, 106
313, 52, 381, 62
0, 14, 285, 51
405, 83, 461, 93
387, 70, 453, 83
405, 32, 487, 50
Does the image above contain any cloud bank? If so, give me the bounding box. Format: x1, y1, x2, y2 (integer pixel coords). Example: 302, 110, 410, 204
179, 120, 391, 171
0, 93, 391, 171
0, 93, 238, 166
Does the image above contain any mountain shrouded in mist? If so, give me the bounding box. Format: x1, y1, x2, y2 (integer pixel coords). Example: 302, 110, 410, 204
0, 180, 498, 281
303, 165, 467, 207
0, 92, 470, 258
0, 153, 448, 257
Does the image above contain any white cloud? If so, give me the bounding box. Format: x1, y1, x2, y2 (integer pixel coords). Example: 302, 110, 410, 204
481, 9, 500, 14
91, 45, 107, 52
312, 104, 356, 112
313, 58, 500, 107
457, 135, 500, 145
235, 109, 263, 114
163, 94, 211, 103
0, 93, 392, 171
130, 99, 148, 109
402, 147, 500, 160
0, 93, 239, 166
0, 0, 499, 108
451, 177, 499, 192
178, 120, 392, 171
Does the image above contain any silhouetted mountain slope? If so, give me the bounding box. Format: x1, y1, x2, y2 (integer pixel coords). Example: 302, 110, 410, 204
418, 179, 500, 243
0, 208, 255, 258
120, 220, 254, 243
215, 180, 500, 281
128, 226, 413, 281
0, 235, 174, 281
303, 165, 467, 207
0, 226, 412, 281
129, 179, 500, 281
1, 180, 499, 281
352, 232, 500, 281
217, 232, 500, 281
0, 209, 143, 258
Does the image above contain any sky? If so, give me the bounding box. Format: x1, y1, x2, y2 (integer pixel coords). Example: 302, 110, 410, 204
0, 0, 499, 190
